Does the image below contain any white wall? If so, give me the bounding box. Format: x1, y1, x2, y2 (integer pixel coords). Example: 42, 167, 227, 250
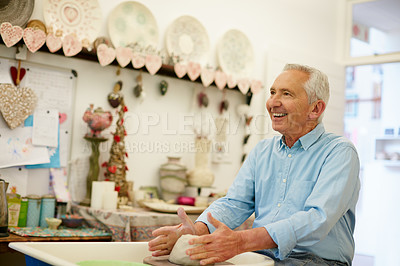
1, 0, 346, 195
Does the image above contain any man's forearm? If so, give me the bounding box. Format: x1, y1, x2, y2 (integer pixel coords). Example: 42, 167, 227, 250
194, 221, 211, 235
237, 227, 277, 253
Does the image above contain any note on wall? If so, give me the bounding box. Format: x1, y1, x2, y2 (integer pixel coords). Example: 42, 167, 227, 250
0, 167, 29, 196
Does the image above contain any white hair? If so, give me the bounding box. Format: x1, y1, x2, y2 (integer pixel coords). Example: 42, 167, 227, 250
283, 64, 330, 122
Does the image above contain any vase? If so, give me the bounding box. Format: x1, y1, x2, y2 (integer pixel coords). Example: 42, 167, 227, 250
187, 138, 214, 187
80, 136, 108, 206
159, 156, 187, 201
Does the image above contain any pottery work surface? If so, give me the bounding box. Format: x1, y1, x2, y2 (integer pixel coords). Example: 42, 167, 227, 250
9, 242, 274, 266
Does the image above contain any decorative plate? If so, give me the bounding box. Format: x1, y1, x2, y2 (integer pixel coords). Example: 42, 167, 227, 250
165, 15, 210, 65
108, 1, 159, 49
43, 0, 102, 43
217, 29, 254, 79
142, 201, 207, 214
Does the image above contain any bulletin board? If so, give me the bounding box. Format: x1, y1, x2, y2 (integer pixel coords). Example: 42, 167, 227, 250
0, 57, 76, 199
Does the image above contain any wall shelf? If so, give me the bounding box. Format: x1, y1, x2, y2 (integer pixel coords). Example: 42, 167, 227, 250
1, 41, 253, 104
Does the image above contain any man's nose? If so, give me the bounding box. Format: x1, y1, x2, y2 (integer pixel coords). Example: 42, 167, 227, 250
267, 94, 282, 107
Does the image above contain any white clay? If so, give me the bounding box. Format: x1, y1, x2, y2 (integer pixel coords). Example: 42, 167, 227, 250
169, 234, 201, 265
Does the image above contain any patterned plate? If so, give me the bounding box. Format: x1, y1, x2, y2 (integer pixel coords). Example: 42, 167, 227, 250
142, 201, 207, 214
217, 29, 254, 79
43, 0, 102, 43
108, 1, 159, 49
165, 15, 210, 65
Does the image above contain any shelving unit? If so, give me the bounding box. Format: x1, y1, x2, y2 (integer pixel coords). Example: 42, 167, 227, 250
374, 137, 400, 166
1, 41, 253, 104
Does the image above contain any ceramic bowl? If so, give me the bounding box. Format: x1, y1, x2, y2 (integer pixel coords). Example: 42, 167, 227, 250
45, 218, 62, 230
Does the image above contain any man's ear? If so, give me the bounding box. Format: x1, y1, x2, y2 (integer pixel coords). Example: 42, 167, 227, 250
308, 100, 326, 120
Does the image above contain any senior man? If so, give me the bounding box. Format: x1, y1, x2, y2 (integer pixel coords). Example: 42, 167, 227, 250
149, 64, 360, 266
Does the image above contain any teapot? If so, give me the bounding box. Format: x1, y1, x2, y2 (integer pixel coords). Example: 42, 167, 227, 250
0, 179, 9, 237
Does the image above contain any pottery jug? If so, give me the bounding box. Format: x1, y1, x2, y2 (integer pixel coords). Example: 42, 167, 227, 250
159, 157, 187, 201
0, 179, 9, 237
187, 138, 215, 187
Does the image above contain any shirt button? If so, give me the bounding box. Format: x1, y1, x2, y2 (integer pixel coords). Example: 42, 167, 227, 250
277, 203, 281, 207
288, 154, 292, 158
283, 179, 287, 183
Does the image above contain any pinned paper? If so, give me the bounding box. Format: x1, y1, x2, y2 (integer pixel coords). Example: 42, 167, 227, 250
32, 109, 59, 148
50, 168, 71, 202
0, 167, 28, 196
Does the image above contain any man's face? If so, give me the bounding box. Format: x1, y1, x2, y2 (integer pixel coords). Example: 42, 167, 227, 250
266, 69, 314, 138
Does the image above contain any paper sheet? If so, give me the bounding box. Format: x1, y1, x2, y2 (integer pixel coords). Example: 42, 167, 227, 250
50, 168, 71, 202
69, 156, 90, 203
0, 127, 50, 168
0, 167, 29, 196
32, 109, 59, 148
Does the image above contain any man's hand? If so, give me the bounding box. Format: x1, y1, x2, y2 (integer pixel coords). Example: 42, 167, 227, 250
148, 207, 195, 256
186, 212, 242, 265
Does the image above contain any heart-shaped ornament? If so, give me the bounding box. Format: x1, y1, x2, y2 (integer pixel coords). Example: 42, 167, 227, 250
0, 22, 23, 47
116, 47, 133, 68
46, 33, 62, 53
215, 70, 227, 90
132, 53, 145, 69
251, 80, 263, 94
10, 66, 26, 85
0, 84, 37, 129
187, 62, 201, 81
63, 34, 82, 57
227, 75, 237, 89
145, 54, 162, 75
23, 27, 46, 53
59, 113, 67, 124
174, 63, 187, 78
237, 78, 250, 95
97, 44, 116, 66
201, 68, 214, 88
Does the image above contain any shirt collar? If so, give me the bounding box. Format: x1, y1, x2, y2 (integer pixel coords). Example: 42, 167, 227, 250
277, 123, 325, 151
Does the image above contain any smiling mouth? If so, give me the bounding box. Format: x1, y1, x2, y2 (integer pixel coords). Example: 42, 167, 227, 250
272, 113, 288, 118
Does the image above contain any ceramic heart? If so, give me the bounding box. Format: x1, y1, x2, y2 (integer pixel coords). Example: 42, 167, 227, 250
132, 53, 145, 68
23, 28, 46, 53
174, 63, 187, 78
251, 80, 263, 94
116, 47, 133, 68
97, 44, 116, 66
201, 68, 214, 88
0, 22, 23, 47
0, 84, 37, 129
145, 54, 162, 75
63, 34, 82, 57
227, 75, 237, 89
237, 78, 250, 95
187, 62, 201, 81
59, 113, 67, 124
10, 66, 26, 85
46, 33, 62, 53
215, 70, 227, 90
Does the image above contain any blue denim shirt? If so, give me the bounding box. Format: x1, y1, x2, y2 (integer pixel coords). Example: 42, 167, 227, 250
196, 123, 360, 265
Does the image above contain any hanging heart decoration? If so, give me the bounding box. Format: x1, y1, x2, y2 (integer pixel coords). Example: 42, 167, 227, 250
10, 66, 26, 86
23, 27, 46, 53
215, 70, 227, 90
251, 79, 263, 94
145, 54, 162, 75
187, 62, 201, 81
63, 34, 82, 57
0, 22, 23, 47
200, 68, 214, 88
116, 47, 133, 68
132, 53, 145, 69
237, 78, 251, 95
46, 33, 62, 53
97, 43, 116, 66
227, 75, 237, 89
59, 112, 67, 124
174, 63, 187, 78
0, 84, 37, 129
